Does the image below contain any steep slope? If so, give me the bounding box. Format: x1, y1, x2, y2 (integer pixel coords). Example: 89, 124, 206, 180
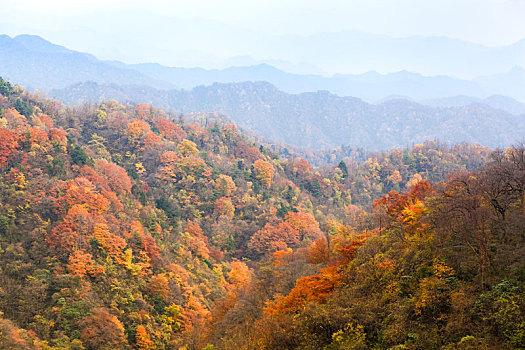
0, 80, 328, 349
210, 156, 525, 349
3, 77, 521, 350
0, 77, 355, 348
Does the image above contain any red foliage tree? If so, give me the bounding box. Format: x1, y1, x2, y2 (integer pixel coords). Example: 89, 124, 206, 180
373, 180, 432, 218
135, 324, 154, 350
248, 222, 300, 255
148, 274, 171, 301
93, 223, 127, 263
264, 265, 341, 314
293, 158, 312, 176
0, 128, 19, 167
144, 131, 163, 150
2, 108, 27, 129
135, 103, 152, 120
67, 250, 104, 278
0, 317, 40, 349
96, 160, 132, 194
39, 114, 54, 129
28, 127, 49, 147
142, 234, 162, 267
235, 142, 262, 162
285, 210, 323, 241
48, 127, 67, 145
81, 308, 127, 349
335, 230, 375, 266
47, 205, 95, 255
53, 177, 110, 216
373, 180, 433, 236
156, 117, 186, 142
184, 220, 210, 259
307, 238, 330, 264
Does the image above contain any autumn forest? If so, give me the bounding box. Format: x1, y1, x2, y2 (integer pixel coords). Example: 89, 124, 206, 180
0, 75, 524, 350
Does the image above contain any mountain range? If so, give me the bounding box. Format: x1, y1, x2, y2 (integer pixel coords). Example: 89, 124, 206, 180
1, 34, 525, 103
422, 94, 525, 115
52, 81, 525, 150
0, 34, 170, 91
1, 34, 524, 150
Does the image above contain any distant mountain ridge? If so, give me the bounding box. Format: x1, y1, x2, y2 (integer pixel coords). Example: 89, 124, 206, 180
124, 63, 490, 102
52, 81, 525, 150
13, 12, 524, 78
269, 31, 525, 78
2, 34, 525, 150
1, 34, 525, 103
0, 34, 172, 90
422, 94, 525, 115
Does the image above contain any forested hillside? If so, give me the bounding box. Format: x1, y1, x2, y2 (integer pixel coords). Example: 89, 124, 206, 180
0, 78, 524, 349
52, 81, 525, 150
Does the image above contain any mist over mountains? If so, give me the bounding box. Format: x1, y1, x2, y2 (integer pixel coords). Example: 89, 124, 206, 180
1, 34, 524, 150
6, 9, 524, 79
0, 34, 171, 90
1, 34, 525, 102
423, 94, 525, 115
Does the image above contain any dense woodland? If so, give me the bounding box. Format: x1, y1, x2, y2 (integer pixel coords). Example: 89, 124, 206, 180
0, 77, 524, 349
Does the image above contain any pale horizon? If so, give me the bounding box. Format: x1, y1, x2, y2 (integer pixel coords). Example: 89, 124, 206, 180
1, 0, 524, 77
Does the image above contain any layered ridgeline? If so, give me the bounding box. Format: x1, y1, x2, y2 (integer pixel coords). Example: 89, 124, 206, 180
0, 79, 524, 349
2, 34, 525, 102
2, 34, 525, 151
53, 81, 525, 150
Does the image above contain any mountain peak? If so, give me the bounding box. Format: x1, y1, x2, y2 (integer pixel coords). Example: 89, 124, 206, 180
12, 34, 71, 54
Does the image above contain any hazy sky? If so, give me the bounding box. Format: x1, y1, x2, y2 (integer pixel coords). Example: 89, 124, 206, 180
2, 0, 524, 44
1, 0, 524, 74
